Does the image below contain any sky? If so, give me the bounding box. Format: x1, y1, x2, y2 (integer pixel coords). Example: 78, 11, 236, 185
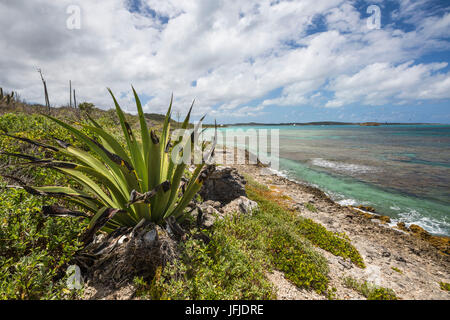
0, 0, 449, 124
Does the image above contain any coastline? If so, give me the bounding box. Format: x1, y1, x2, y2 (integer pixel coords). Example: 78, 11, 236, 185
263, 162, 449, 249
219, 147, 449, 299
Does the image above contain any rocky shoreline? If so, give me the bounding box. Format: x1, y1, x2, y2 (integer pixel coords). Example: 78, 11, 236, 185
230, 161, 449, 299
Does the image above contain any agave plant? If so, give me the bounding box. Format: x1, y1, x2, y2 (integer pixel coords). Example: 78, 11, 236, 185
1, 87, 216, 242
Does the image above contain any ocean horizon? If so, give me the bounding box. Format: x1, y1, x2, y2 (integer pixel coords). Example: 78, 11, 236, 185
220, 124, 450, 236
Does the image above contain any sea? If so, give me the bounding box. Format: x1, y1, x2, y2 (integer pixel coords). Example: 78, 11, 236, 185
217, 124, 450, 236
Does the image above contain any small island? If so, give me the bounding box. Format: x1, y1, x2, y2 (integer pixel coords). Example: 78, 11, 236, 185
359, 122, 381, 126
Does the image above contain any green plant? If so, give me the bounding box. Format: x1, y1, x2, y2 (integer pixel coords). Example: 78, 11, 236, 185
1, 88, 216, 238
343, 277, 397, 300
0, 187, 85, 300
153, 226, 275, 300
77, 102, 95, 115
391, 266, 402, 274
246, 183, 365, 269
305, 202, 318, 212
439, 282, 450, 291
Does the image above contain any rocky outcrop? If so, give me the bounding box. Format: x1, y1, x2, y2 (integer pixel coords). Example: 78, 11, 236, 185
199, 166, 247, 204
195, 166, 258, 228
222, 196, 258, 215
396, 222, 450, 254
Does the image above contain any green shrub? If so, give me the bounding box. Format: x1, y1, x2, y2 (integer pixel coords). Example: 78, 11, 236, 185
138, 223, 275, 300
343, 277, 397, 300
0, 188, 86, 299
391, 266, 402, 274
305, 202, 318, 212
246, 184, 365, 269
78, 102, 95, 115
1, 88, 216, 238
439, 282, 450, 291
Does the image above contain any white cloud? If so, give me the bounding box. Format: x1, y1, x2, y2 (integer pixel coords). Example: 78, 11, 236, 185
0, 0, 448, 122
325, 61, 450, 107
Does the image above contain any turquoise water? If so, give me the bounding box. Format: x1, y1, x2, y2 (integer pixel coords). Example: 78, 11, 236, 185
219, 125, 450, 236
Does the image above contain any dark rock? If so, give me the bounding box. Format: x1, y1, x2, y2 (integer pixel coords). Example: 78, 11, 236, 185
199, 166, 247, 204
396, 222, 409, 232
409, 224, 431, 239
356, 205, 376, 213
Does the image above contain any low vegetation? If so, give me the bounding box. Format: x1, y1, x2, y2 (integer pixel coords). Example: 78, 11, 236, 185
134, 176, 365, 299
305, 202, 318, 213
0, 187, 86, 299
391, 267, 402, 274
343, 276, 397, 300
245, 177, 365, 268
0, 97, 368, 300
439, 282, 450, 292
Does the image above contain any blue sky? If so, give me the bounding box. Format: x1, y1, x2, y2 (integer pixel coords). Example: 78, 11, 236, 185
0, 0, 449, 123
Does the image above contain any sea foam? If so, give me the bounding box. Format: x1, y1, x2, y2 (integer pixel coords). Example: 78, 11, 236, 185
311, 158, 379, 174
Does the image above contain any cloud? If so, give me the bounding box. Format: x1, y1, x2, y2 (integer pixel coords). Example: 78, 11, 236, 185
0, 0, 448, 122
325, 61, 450, 107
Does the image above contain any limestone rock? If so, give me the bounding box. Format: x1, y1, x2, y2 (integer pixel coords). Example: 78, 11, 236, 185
197, 204, 220, 228
222, 196, 258, 215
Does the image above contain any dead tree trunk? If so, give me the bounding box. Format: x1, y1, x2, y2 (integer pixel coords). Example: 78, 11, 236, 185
37, 69, 50, 114
69, 80, 72, 108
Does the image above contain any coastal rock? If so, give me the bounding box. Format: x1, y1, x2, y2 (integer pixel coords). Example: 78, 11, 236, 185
197, 204, 220, 228
222, 196, 258, 215
231, 163, 450, 300
350, 206, 391, 224
409, 224, 431, 239
199, 166, 247, 204
395, 222, 449, 254
202, 200, 222, 209
396, 222, 409, 232
356, 205, 376, 213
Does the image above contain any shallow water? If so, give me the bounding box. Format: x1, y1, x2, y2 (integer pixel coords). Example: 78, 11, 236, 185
220, 125, 450, 236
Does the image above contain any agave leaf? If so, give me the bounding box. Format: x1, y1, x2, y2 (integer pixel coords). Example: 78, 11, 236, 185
128, 180, 170, 206
107, 89, 146, 187
164, 164, 204, 219
55, 140, 136, 197
45, 115, 131, 179
147, 130, 161, 190
82, 124, 132, 166
81, 207, 124, 244
65, 197, 99, 214
42, 205, 90, 218
0, 151, 41, 162
132, 86, 151, 190
0, 132, 59, 152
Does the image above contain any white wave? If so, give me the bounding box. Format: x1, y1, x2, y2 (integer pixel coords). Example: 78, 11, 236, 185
311, 158, 379, 174
337, 198, 358, 206
397, 209, 450, 236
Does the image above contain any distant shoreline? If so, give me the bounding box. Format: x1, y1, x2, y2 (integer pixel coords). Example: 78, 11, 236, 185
214, 122, 447, 127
